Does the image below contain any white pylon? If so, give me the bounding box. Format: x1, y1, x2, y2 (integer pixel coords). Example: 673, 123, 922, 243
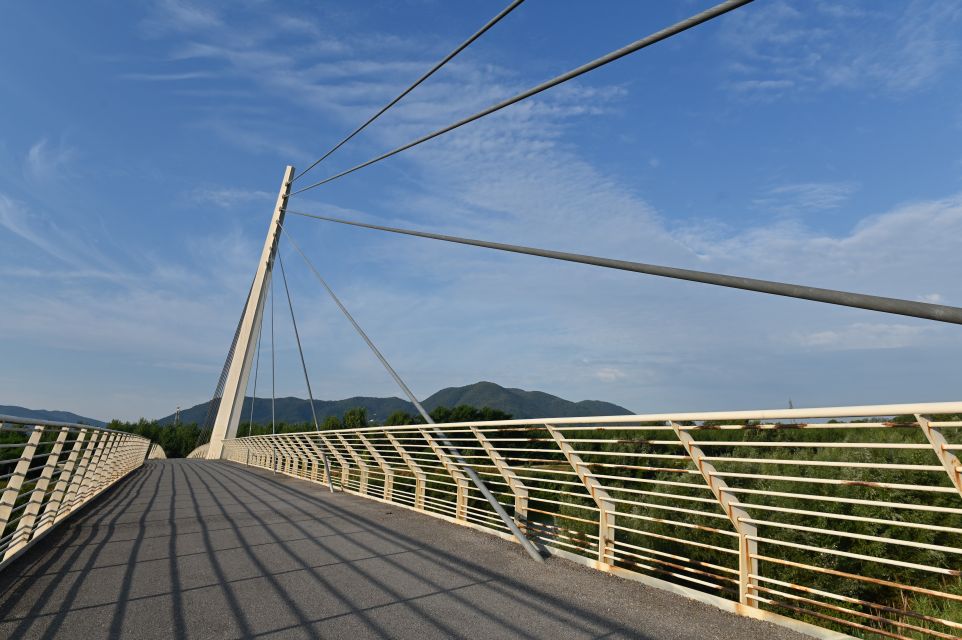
207, 166, 294, 459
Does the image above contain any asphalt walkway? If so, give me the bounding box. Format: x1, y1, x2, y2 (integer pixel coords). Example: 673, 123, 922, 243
0, 460, 809, 639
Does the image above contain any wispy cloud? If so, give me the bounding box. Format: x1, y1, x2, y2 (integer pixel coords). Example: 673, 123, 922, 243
24, 138, 76, 182
190, 186, 273, 208
753, 181, 860, 215
791, 322, 930, 350
120, 71, 212, 81
720, 0, 962, 98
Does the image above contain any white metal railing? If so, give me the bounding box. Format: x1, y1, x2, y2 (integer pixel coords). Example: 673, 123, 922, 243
147, 443, 167, 459
0, 415, 151, 569
187, 442, 209, 459
218, 402, 962, 639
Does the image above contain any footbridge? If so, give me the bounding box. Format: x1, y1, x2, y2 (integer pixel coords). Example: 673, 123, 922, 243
4, 1, 962, 638
2, 405, 961, 639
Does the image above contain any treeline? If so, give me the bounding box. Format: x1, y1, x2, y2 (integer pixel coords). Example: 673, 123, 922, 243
107, 404, 511, 459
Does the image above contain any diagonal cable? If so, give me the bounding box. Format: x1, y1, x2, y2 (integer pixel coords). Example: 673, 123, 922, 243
279, 223, 544, 561
292, 0, 526, 183
290, 0, 753, 196
277, 251, 334, 492
287, 210, 962, 326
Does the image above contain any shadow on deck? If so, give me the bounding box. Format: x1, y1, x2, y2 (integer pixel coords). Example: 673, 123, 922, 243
0, 460, 809, 639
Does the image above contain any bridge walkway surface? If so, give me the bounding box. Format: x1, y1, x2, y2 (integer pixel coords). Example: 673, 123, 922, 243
0, 460, 809, 639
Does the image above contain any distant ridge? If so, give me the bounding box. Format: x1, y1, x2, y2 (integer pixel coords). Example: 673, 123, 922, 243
0, 405, 106, 428
157, 381, 633, 425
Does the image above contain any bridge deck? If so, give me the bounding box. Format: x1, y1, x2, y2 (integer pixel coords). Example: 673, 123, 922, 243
0, 460, 807, 640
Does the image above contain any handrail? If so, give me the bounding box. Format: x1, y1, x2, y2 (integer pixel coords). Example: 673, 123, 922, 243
0, 414, 151, 570
218, 401, 962, 639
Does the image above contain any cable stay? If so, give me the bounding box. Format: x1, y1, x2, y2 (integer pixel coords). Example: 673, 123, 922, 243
292, 0, 526, 183
289, 0, 754, 196
287, 210, 962, 326
275, 253, 335, 491
278, 224, 545, 562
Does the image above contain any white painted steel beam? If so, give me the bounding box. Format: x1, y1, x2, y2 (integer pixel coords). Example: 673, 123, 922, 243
207, 166, 294, 459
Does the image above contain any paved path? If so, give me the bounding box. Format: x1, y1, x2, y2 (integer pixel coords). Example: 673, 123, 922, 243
0, 460, 808, 639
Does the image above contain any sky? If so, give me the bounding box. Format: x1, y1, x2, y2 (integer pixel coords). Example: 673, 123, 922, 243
1, 0, 961, 422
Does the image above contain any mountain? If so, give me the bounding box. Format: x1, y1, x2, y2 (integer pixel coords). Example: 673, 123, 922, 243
0, 405, 106, 427
158, 395, 414, 426
422, 381, 631, 418
157, 381, 633, 425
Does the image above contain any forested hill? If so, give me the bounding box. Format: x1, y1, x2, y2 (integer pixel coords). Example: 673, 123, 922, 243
157, 381, 633, 425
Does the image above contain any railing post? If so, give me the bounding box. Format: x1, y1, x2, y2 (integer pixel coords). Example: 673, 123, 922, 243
6, 427, 69, 559
277, 437, 302, 476
299, 435, 334, 490
38, 428, 87, 535
358, 433, 394, 501
670, 420, 758, 607
337, 434, 370, 494
386, 432, 426, 509
59, 431, 99, 522
319, 434, 351, 487
471, 426, 529, 530
0, 425, 45, 535
421, 428, 470, 520
84, 433, 118, 499
546, 425, 615, 566
916, 414, 962, 498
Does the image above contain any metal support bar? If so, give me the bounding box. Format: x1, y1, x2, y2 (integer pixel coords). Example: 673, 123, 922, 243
471, 426, 529, 530
547, 425, 615, 566
358, 433, 395, 501
6, 428, 68, 558
319, 434, 351, 487
671, 420, 758, 605
337, 434, 370, 494
0, 425, 44, 533
917, 414, 962, 498
60, 431, 98, 521
38, 428, 87, 535
421, 428, 471, 520
299, 434, 334, 491
386, 432, 426, 509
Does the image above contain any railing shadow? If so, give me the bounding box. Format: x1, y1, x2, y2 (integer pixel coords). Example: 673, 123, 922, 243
0, 457, 801, 638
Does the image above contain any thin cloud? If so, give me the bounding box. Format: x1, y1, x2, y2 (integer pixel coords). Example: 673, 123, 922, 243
720, 0, 962, 98
753, 181, 860, 215
24, 138, 76, 182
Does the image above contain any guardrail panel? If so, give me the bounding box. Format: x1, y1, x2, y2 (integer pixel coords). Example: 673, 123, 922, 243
0, 416, 150, 569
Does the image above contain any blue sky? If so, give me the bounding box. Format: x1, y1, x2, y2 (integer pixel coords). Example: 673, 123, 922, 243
2, 0, 961, 421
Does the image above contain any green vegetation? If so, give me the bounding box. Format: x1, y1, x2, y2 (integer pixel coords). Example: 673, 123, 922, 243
106, 404, 512, 458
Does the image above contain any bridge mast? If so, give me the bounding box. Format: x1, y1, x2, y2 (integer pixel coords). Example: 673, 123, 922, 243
207, 165, 294, 459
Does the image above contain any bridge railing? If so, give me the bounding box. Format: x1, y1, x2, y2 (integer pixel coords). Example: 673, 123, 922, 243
0, 415, 151, 569
187, 443, 208, 459
219, 402, 962, 639
147, 443, 167, 459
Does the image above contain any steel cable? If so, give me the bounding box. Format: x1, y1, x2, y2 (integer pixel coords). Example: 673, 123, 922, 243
292, 0, 526, 183
276, 252, 335, 491
290, 0, 754, 196
279, 223, 545, 561
288, 210, 962, 326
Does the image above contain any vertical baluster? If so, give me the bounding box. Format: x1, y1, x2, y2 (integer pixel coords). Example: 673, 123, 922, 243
6, 427, 69, 558
546, 425, 615, 566
0, 425, 45, 538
